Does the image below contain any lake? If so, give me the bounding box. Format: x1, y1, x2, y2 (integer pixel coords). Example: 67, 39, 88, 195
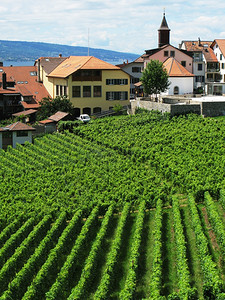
3, 59, 123, 67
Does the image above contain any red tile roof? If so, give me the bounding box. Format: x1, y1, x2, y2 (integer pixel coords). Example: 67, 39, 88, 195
12, 109, 37, 117
35, 57, 67, 75
163, 57, 194, 77
39, 119, 55, 124
48, 56, 121, 78
0, 66, 50, 102
203, 47, 218, 62
0, 122, 35, 132
182, 40, 212, 51
21, 100, 40, 109
49, 111, 69, 122
212, 39, 225, 58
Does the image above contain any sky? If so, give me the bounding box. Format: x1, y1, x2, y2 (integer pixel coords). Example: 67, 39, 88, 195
1, 0, 225, 55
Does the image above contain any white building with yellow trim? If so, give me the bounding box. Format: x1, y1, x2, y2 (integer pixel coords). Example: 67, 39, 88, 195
36, 56, 130, 116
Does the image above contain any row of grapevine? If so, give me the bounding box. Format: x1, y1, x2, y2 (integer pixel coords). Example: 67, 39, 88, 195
94, 203, 131, 299
1, 212, 68, 300
188, 195, 224, 298
171, 196, 196, 299
67, 205, 115, 299
0, 217, 36, 269
149, 198, 163, 300
219, 189, 225, 210
45, 206, 99, 299
0, 216, 22, 248
0, 215, 52, 295
22, 209, 82, 300
119, 200, 146, 299
204, 192, 225, 255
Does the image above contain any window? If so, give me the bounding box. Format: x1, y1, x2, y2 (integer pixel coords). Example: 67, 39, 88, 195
181, 61, 186, 67
132, 67, 141, 73
164, 51, 169, 57
106, 91, 128, 100
170, 51, 175, 57
198, 63, 203, 71
83, 107, 91, 115
222, 63, 225, 69
72, 70, 101, 81
83, 86, 91, 97
72, 86, 81, 97
220, 54, 223, 60
30, 71, 37, 76
93, 107, 101, 113
174, 86, 179, 95
195, 76, 204, 83
56, 85, 67, 96
60, 85, 63, 96
131, 77, 139, 84
106, 79, 128, 85
16, 131, 28, 137
94, 86, 101, 97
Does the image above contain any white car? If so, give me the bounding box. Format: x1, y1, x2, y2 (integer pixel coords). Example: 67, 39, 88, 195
77, 114, 91, 123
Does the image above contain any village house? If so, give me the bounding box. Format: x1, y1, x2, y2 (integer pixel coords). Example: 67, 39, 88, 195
35, 56, 130, 117
118, 13, 194, 96
0, 121, 35, 150
116, 57, 144, 97
180, 39, 225, 96
0, 66, 50, 119
39, 111, 69, 133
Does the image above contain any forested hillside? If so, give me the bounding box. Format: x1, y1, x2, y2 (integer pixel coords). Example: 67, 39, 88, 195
0, 40, 139, 63
0, 111, 225, 299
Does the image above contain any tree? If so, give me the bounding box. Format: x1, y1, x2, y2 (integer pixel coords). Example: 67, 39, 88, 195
37, 96, 74, 120
140, 60, 170, 100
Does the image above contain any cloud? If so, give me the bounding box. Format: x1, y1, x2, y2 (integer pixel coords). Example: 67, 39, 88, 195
0, 0, 225, 54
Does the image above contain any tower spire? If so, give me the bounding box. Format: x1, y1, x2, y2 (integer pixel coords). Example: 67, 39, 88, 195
158, 11, 170, 47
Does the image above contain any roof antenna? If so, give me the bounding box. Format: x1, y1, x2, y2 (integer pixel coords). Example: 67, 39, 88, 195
88, 28, 90, 56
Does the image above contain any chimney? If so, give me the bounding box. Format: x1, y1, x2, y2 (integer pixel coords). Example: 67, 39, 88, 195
198, 37, 201, 46
59, 54, 62, 57
0, 62, 3, 67
2, 72, 7, 89
37, 59, 41, 82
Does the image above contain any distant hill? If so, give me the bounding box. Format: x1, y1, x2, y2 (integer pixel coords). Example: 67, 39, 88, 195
0, 40, 140, 64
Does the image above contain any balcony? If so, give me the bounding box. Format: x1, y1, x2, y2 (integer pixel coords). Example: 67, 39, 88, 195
206, 68, 220, 73
206, 63, 220, 73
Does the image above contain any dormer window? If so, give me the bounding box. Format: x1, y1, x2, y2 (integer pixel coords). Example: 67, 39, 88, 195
164, 51, 169, 57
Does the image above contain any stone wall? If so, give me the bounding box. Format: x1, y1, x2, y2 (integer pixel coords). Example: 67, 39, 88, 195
201, 101, 225, 117
131, 99, 201, 116
171, 104, 201, 115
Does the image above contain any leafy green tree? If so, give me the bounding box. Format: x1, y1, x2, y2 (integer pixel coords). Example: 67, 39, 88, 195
37, 96, 74, 121
140, 60, 170, 100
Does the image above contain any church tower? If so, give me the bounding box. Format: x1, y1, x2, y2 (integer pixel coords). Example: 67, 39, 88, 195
158, 12, 170, 48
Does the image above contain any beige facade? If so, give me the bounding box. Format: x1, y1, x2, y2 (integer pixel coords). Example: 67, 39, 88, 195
39, 56, 130, 116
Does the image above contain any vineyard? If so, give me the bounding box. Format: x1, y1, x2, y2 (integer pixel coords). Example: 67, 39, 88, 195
0, 111, 225, 299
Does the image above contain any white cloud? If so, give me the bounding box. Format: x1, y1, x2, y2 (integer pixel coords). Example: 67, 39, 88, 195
0, 1, 225, 55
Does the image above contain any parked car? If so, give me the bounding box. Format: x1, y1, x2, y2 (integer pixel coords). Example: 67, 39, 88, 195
77, 114, 91, 123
